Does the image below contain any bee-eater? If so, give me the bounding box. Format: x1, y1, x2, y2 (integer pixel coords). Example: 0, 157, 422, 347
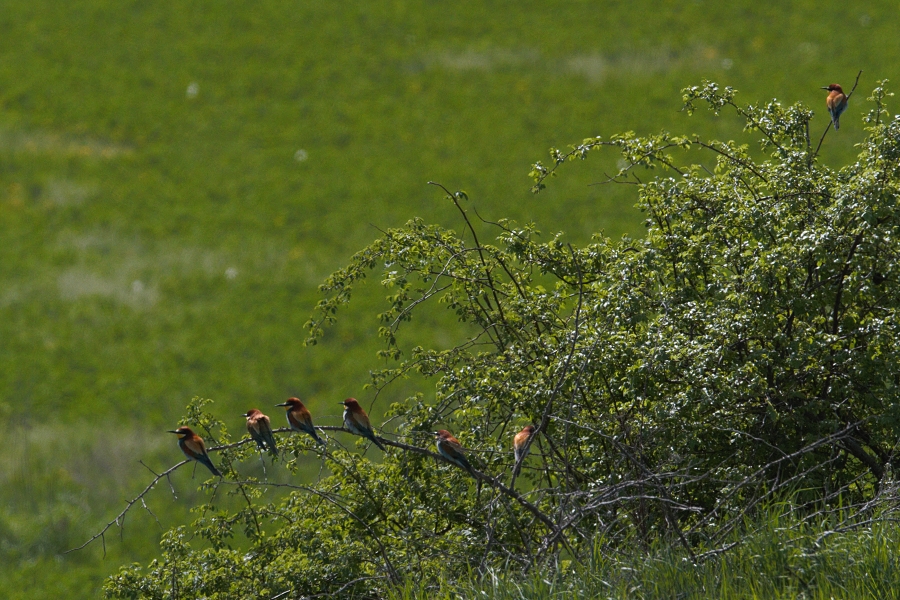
242, 409, 278, 457
434, 429, 474, 475
341, 398, 386, 451
822, 83, 848, 130
168, 426, 222, 477
512, 425, 536, 477
275, 397, 325, 445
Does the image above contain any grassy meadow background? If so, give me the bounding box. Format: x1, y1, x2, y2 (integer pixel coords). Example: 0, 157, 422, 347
0, 1, 896, 596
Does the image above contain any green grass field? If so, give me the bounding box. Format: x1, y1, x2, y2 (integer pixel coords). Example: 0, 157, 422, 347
1, 1, 897, 596
389, 504, 900, 599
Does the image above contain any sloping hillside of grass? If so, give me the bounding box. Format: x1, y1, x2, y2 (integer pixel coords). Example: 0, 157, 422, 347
1, 1, 896, 596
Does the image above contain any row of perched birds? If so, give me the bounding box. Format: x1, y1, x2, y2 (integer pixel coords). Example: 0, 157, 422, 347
167, 84, 849, 480
169, 396, 538, 479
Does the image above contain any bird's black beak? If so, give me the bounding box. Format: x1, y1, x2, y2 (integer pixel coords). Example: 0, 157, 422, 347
821, 86, 830, 90
275, 402, 288, 407
166, 430, 180, 434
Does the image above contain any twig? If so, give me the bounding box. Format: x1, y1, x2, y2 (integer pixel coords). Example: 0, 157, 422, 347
381, 437, 564, 540
66, 459, 189, 555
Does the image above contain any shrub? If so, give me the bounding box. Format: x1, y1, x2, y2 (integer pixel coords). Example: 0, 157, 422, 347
103, 78, 900, 598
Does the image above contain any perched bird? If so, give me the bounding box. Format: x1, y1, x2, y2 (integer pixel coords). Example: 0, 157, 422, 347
341, 398, 386, 451
242, 409, 278, 457
275, 397, 325, 445
512, 425, 536, 477
434, 429, 474, 475
822, 83, 848, 130
168, 426, 222, 477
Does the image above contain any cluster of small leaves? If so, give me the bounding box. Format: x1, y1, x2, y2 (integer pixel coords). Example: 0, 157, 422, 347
106, 81, 900, 598
530, 131, 692, 193
682, 80, 738, 115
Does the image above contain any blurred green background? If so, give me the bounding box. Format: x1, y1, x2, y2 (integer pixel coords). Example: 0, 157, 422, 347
0, 1, 893, 596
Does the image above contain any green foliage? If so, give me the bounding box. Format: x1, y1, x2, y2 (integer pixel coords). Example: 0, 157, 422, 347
104, 82, 900, 597
5, 1, 900, 596
391, 498, 900, 599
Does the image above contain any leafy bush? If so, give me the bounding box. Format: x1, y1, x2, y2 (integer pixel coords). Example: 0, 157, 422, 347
103, 79, 900, 598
